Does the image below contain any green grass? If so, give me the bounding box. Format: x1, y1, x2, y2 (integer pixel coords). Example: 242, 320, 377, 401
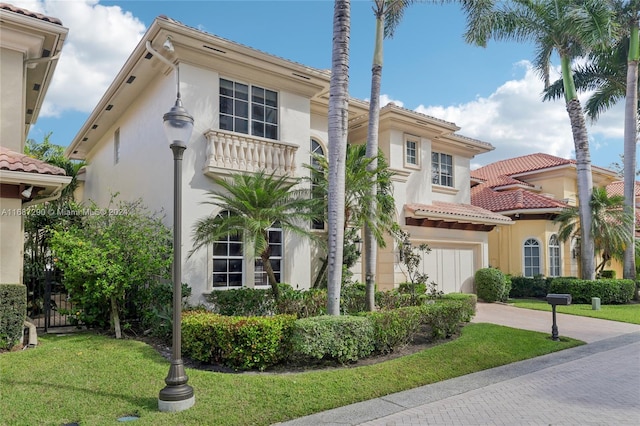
509, 299, 640, 324
0, 323, 582, 426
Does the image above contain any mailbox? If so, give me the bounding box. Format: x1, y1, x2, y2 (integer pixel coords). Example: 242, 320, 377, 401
546, 293, 571, 306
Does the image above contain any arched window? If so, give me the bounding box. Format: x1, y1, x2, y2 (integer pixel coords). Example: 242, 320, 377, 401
310, 138, 326, 230
212, 211, 243, 288
549, 235, 561, 277
254, 223, 283, 286
523, 238, 541, 277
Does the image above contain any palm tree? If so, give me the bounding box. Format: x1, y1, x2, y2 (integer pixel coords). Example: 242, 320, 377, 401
327, 0, 351, 315
190, 171, 320, 301
544, 1, 640, 279
555, 186, 634, 275
363, 0, 416, 311
463, 0, 618, 279
306, 144, 399, 288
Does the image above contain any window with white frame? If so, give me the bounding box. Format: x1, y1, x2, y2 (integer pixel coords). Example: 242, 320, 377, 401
219, 78, 278, 140
310, 139, 325, 230
405, 137, 419, 167
432, 152, 453, 187
212, 211, 244, 288
254, 224, 283, 286
524, 238, 541, 277
549, 234, 561, 277
114, 128, 120, 165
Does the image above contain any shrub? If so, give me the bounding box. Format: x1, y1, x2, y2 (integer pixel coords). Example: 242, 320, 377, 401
420, 295, 477, 339
205, 288, 276, 316
549, 278, 635, 304
289, 315, 375, 364
341, 282, 367, 314
509, 275, 552, 298
364, 306, 422, 354
0, 284, 26, 350
375, 290, 419, 310
598, 270, 616, 279
439, 293, 477, 322
182, 311, 296, 370
475, 268, 508, 302
276, 287, 327, 318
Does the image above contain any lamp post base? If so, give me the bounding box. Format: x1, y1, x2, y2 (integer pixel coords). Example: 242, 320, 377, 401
158, 393, 195, 412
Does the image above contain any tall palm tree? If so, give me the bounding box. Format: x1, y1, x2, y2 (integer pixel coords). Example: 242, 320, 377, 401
363, 0, 416, 311
555, 186, 634, 275
544, 1, 640, 279
306, 144, 398, 288
190, 171, 320, 301
327, 0, 351, 315
463, 0, 618, 279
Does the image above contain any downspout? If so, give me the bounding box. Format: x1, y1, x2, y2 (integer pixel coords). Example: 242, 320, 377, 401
24, 53, 62, 69
145, 40, 181, 99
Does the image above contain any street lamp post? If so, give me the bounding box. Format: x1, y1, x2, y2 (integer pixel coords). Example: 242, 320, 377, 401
158, 95, 195, 412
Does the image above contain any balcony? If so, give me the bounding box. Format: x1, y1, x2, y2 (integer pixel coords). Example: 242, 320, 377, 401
204, 130, 298, 178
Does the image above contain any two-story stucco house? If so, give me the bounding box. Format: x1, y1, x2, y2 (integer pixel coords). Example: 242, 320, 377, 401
471, 153, 622, 279
0, 4, 71, 286
66, 15, 512, 304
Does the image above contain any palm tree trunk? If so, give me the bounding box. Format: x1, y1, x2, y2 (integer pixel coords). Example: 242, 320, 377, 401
364, 12, 384, 312
326, 0, 351, 316
261, 251, 280, 301
110, 294, 122, 339
566, 97, 595, 279
623, 23, 638, 280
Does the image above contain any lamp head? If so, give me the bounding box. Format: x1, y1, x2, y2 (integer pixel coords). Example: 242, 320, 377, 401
163, 97, 194, 146
163, 36, 174, 53
21, 185, 33, 198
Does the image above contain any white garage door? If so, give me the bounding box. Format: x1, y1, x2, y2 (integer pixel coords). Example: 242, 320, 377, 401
420, 246, 476, 294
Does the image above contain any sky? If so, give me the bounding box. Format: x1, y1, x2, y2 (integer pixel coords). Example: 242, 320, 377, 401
15, 0, 631, 171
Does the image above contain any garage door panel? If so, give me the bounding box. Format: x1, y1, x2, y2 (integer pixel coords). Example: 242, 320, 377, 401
421, 246, 476, 294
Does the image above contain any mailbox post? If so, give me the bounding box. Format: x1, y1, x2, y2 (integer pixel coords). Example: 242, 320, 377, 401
546, 294, 571, 341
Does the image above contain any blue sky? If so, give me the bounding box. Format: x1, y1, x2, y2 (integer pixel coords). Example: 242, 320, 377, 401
18, 0, 630, 170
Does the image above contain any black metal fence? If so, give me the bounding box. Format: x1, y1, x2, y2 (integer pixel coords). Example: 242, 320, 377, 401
26, 269, 79, 331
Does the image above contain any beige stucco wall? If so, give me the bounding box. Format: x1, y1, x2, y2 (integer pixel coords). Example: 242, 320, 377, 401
0, 198, 23, 284
0, 47, 25, 151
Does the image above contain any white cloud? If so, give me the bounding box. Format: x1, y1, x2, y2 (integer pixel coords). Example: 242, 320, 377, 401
415, 61, 625, 169
379, 94, 404, 108
13, 0, 146, 117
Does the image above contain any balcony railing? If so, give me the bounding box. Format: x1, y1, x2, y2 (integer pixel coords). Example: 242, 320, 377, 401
204, 130, 298, 177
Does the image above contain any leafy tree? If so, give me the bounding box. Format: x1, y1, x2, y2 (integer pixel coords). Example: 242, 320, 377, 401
306, 144, 399, 293
555, 186, 634, 275
190, 171, 320, 301
50, 198, 172, 338
327, 0, 351, 315
464, 0, 619, 279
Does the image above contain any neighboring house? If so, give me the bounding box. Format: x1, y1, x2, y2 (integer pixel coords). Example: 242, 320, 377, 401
471, 153, 620, 279
0, 4, 71, 285
66, 15, 511, 304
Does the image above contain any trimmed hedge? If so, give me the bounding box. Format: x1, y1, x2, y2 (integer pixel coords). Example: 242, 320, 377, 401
364, 306, 422, 354
289, 315, 375, 363
420, 294, 477, 339
549, 278, 635, 304
509, 276, 552, 298
182, 311, 296, 370
475, 268, 509, 302
0, 284, 26, 350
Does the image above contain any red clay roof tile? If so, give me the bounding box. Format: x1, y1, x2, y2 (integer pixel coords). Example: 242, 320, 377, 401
471, 186, 568, 213
406, 201, 512, 223
0, 3, 63, 25
0, 146, 67, 176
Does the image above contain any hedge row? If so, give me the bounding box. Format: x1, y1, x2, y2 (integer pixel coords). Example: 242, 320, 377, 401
0, 284, 26, 351
549, 278, 635, 304
182, 294, 477, 370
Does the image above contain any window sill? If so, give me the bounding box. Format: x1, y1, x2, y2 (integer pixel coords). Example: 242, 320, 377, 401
432, 184, 458, 195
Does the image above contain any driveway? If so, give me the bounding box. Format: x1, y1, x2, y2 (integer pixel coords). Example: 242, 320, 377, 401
276, 303, 640, 426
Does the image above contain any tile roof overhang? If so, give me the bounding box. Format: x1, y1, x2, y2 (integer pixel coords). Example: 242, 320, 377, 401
405, 201, 512, 232
0, 3, 68, 137
0, 146, 71, 202
471, 186, 569, 214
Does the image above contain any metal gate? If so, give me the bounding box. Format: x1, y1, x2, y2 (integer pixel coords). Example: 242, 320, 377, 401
26, 269, 79, 331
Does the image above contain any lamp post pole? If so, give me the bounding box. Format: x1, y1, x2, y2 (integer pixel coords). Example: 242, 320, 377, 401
158, 96, 195, 412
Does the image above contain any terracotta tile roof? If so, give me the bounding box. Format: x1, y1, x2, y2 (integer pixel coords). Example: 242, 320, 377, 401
406, 201, 512, 224
0, 146, 67, 175
0, 3, 63, 25
471, 153, 573, 186
471, 186, 568, 213
606, 180, 640, 198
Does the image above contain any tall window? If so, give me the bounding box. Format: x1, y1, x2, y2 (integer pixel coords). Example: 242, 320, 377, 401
219, 78, 278, 140
549, 235, 561, 277
432, 152, 453, 187
254, 225, 283, 286
406, 139, 418, 166
114, 128, 120, 165
310, 139, 325, 230
212, 211, 243, 288
524, 238, 541, 277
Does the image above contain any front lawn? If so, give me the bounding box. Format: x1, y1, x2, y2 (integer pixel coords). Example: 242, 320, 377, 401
0, 323, 582, 426
510, 299, 640, 324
